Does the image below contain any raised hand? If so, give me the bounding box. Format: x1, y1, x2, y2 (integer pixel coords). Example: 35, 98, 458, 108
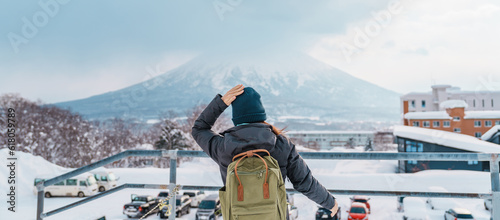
221, 84, 245, 106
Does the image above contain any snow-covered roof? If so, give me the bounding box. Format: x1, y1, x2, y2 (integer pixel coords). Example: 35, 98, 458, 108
464, 111, 500, 119
287, 130, 375, 135
393, 125, 500, 153
481, 125, 500, 141
439, 100, 468, 109
404, 111, 452, 120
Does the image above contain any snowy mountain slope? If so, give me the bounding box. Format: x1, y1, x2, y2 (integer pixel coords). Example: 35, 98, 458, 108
54, 52, 400, 122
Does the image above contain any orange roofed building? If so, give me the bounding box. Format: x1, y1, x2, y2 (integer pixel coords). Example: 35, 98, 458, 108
403, 100, 500, 138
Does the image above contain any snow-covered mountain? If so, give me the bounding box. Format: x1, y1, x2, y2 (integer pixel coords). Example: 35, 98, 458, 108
55, 52, 400, 122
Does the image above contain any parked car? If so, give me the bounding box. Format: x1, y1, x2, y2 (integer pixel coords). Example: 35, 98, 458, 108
159, 195, 192, 218
158, 191, 170, 200
90, 170, 118, 192
484, 198, 492, 210
316, 206, 341, 220
34, 173, 98, 198
346, 202, 369, 220
182, 190, 206, 207
123, 194, 159, 218
426, 186, 458, 210
351, 195, 371, 211
196, 194, 222, 220
403, 197, 429, 220
444, 208, 474, 220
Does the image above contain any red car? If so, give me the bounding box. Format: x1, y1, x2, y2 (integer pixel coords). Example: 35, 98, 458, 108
351, 195, 371, 211
347, 202, 369, 220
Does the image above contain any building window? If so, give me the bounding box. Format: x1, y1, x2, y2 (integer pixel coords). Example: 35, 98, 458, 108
411, 100, 415, 108
405, 141, 422, 164
474, 120, 482, 127
482, 99, 485, 107
467, 161, 479, 165
473, 99, 476, 107
443, 121, 450, 127
423, 121, 430, 127
454, 128, 461, 133
496, 120, 500, 125
433, 121, 440, 127
493, 99, 495, 107
413, 121, 420, 127
475, 132, 482, 138
485, 121, 492, 127
422, 100, 426, 108
453, 116, 460, 121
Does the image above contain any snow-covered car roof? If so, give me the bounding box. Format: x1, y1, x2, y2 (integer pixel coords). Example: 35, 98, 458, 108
481, 125, 500, 141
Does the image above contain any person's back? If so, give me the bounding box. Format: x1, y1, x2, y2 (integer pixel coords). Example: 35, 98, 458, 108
192, 85, 338, 219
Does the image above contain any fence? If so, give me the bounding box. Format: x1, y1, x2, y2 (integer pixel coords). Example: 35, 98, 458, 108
35, 150, 500, 219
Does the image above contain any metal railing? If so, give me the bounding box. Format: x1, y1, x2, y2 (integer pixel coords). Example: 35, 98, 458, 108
35, 150, 500, 220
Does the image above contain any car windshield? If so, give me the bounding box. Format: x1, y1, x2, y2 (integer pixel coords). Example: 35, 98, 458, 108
199, 200, 216, 209
158, 192, 169, 197
133, 197, 148, 202
350, 207, 366, 214
184, 192, 195, 197
108, 173, 116, 181
456, 214, 473, 219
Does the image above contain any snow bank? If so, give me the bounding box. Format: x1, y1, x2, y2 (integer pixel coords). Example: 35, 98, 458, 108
439, 100, 468, 109
393, 125, 500, 153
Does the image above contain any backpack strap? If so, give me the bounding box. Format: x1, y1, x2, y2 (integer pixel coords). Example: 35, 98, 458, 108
232, 149, 271, 201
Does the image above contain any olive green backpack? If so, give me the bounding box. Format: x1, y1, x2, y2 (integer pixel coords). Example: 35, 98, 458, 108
219, 149, 287, 220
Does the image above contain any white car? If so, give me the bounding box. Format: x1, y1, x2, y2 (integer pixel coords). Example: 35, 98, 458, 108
426, 186, 458, 210
34, 172, 98, 197
403, 197, 429, 220
444, 208, 474, 220
90, 170, 118, 192
182, 190, 206, 207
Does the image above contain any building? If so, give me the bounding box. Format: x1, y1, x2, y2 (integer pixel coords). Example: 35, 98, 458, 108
400, 85, 500, 114
393, 125, 500, 173
403, 99, 500, 137
287, 130, 375, 150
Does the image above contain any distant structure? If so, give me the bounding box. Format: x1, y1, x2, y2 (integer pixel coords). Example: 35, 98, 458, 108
393, 125, 500, 173
287, 131, 375, 150
401, 85, 500, 137
482, 125, 500, 144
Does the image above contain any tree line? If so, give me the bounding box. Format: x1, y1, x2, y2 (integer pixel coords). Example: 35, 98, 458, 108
0, 94, 231, 168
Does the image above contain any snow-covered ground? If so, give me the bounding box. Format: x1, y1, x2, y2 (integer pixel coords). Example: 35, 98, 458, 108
0, 147, 492, 220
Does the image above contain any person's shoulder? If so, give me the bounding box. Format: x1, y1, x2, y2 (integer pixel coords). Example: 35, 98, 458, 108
276, 134, 293, 147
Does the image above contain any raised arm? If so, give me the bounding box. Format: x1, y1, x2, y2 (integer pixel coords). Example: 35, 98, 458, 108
191, 85, 244, 162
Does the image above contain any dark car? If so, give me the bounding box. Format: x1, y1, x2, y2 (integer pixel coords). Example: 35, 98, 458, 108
196, 194, 222, 220
123, 194, 159, 218
316, 207, 341, 220
159, 195, 192, 218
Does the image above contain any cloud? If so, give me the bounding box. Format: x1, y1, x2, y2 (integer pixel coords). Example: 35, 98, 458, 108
308, 0, 500, 94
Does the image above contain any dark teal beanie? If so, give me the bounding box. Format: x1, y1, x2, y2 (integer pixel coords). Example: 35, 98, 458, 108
231, 87, 267, 126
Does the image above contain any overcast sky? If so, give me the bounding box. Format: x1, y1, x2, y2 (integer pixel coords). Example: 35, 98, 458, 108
1, 0, 499, 103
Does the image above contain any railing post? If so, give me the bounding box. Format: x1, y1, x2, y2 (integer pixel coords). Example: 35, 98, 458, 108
36, 187, 44, 220
169, 150, 178, 220
490, 155, 500, 220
